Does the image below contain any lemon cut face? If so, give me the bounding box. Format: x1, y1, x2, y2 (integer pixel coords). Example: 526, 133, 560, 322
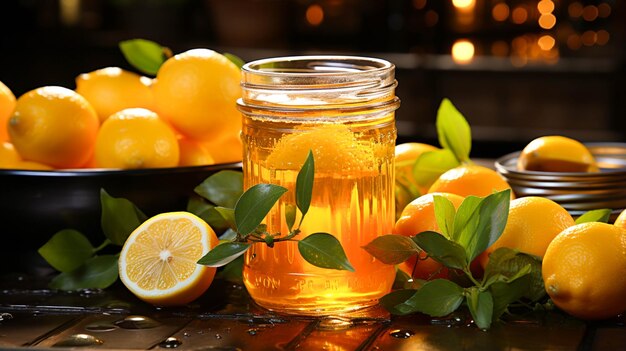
119, 212, 218, 306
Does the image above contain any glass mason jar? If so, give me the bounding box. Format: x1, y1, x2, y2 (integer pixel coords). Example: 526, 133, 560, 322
237, 56, 400, 315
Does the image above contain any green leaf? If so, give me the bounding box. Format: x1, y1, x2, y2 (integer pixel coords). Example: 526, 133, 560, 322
296, 150, 315, 218
215, 255, 244, 283
393, 268, 425, 290
456, 190, 511, 262
575, 208, 612, 224
264, 234, 275, 248
467, 287, 494, 330
285, 203, 297, 232
392, 279, 464, 316
187, 196, 229, 231
119, 39, 166, 75
412, 149, 460, 188
298, 233, 354, 271
197, 242, 250, 267
436, 98, 471, 163
219, 228, 238, 241
433, 195, 456, 239
234, 184, 287, 236
412, 231, 467, 270
223, 52, 245, 69
215, 207, 236, 230
490, 274, 532, 320
194, 170, 243, 208
100, 189, 147, 246
483, 247, 544, 301
379, 289, 417, 315
451, 196, 482, 242
38, 229, 94, 273
49, 255, 119, 290
362, 234, 420, 265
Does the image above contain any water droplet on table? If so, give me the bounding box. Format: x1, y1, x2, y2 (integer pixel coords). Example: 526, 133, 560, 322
430, 313, 466, 326
159, 337, 182, 348
389, 329, 414, 339
0, 313, 13, 321
114, 315, 160, 329
215, 333, 222, 339
79, 288, 103, 297
247, 328, 258, 336
53, 333, 104, 347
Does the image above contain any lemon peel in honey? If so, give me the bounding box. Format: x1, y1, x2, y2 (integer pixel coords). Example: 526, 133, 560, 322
265, 123, 376, 173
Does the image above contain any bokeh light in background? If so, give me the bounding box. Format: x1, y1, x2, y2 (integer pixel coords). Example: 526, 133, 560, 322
5, 0, 621, 67
1, 0, 624, 152
452, 39, 475, 63
306, 4, 324, 26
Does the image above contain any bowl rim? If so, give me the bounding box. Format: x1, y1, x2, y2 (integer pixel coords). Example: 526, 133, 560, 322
0, 162, 243, 177
495, 142, 626, 179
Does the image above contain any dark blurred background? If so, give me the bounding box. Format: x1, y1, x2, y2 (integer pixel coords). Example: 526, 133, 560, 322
0, 0, 624, 157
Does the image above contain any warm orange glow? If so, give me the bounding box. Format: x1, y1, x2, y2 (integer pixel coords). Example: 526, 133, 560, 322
582, 30, 597, 46
582, 5, 598, 21
512, 6, 528, 24
424, 10, 439, 27
568, 2, 583, 18
567, 34, 582, 50
596, 30, 610, 46
60, 0, 80, 26
598, 3, 611, 18
537, 0, 555, 14
306, 4, 324, 26
452, 40, 475, 64
492, 3, 510, 22
491, 40, 509, 57
538, 35, 556, 51
452, 0, 475, 9
512, 36, 528, 53
538, 13, 556, 29
543, 47, 560, 64
510, 54, 528, 68
413, 0, 427, 10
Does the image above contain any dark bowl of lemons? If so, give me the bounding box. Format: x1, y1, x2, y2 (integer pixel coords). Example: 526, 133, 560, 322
0, 161, 241, 271
496, 136, 626, 219
0, 47, 248, 273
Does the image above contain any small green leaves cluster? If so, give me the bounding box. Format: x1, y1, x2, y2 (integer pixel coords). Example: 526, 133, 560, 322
395, 99, 471, 217
195, 151, 354, 272
38, 190, 146, 290
365, 189, 545, 329
119, 38, 244, 76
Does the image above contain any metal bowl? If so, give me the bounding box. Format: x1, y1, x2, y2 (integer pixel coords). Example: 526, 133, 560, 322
0, 163, 241, 271
495, 143, 626, 218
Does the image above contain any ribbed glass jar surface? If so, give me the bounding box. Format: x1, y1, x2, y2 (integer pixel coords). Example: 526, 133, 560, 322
237, 56, 400, 315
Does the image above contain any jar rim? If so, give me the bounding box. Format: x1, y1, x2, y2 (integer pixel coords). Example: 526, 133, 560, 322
241, 55, 394, 78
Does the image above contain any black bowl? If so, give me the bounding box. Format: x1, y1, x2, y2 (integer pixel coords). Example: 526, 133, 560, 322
0, 163, 241, 272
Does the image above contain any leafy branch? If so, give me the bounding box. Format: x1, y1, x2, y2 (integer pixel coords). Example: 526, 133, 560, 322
195, 151, 354, 272
396, 98, 471, 218
365, 189, 546, 329
38, 189, 147, 290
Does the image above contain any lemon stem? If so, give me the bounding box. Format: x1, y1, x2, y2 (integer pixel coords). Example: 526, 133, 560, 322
464, 267, 482, 287
93, 239, 112, 253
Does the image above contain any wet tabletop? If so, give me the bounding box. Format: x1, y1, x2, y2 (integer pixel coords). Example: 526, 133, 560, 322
0, 272, 624, 351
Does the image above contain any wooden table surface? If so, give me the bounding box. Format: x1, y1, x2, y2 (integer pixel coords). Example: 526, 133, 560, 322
1, 272, 624, 351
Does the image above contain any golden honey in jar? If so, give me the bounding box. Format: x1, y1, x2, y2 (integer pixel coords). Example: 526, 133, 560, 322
237, 56, 400, 315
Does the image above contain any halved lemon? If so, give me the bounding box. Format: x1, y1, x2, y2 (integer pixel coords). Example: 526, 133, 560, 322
118, 212, 219, 306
